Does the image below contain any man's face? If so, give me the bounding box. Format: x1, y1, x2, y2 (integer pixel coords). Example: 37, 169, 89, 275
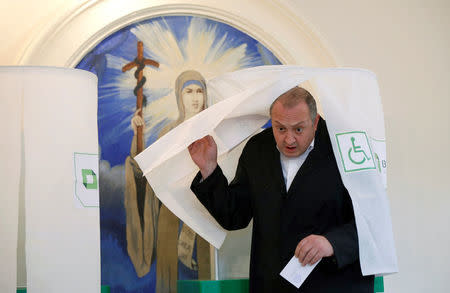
271, 101, 319, 157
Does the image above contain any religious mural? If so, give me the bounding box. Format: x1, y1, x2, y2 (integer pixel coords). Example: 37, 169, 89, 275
76, 15, 281, 292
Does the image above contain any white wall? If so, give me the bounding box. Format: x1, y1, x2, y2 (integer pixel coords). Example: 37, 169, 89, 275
285, 1, 450, 292
0, 0, 81, 65
2, 0, 449, 292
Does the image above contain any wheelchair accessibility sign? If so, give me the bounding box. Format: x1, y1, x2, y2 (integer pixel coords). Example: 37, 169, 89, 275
335, 131, 376, 172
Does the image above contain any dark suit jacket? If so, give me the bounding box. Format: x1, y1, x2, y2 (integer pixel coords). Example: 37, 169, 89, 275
191, 118, 374, 292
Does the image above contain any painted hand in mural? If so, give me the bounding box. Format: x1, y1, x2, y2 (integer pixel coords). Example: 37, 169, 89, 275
131, 109, 145, 135
295, 234, 334, 266
188, 135, 218, 179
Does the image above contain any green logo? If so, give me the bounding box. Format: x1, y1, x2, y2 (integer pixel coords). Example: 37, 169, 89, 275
82, 169, 98, 190
336, 131, 376, 172
74, 152, 99, 208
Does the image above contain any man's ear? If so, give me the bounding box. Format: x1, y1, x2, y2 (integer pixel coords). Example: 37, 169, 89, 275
313, 114, 320, 131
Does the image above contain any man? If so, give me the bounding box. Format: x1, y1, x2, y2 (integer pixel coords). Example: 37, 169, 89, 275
188, 87, 374, 292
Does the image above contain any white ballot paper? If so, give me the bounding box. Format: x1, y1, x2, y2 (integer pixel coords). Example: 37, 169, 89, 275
135, 65, 398, 276
280, 257, 320, 288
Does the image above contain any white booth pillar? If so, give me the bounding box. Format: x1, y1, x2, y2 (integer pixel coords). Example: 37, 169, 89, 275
0, 67, 100, 293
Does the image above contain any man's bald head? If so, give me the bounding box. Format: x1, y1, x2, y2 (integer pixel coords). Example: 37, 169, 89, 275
269, 86, 317, 122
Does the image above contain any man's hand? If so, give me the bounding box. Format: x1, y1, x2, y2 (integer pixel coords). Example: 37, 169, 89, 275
188, 135, 218, 179
295, 235, 334, 266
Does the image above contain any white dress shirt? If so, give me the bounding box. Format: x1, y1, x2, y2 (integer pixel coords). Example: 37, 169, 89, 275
279, 140, 315, 191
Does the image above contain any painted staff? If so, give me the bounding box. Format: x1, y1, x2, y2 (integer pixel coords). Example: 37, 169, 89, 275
122, 41, 160, 154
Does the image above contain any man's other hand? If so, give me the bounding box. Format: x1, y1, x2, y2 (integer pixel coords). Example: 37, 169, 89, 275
295, 235, 334, 266
188, 135, 218, 179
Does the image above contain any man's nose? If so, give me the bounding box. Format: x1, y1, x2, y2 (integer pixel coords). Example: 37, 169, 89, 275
285, 132, 295, 145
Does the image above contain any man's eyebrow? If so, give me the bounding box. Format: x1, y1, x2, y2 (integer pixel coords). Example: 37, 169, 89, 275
272, 120, 285, 126
273, 120, 308, 127
293, 121, 307, 127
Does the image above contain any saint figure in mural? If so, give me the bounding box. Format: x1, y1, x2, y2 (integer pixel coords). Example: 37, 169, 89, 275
125, 70, 211, 291
156, 70, 211, 292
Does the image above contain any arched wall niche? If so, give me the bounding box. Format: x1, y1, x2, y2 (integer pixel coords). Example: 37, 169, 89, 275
17, 0, 337, 282
18, 0, 336, 68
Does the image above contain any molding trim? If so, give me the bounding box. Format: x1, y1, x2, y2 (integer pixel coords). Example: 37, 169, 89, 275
18, 0, 335, 68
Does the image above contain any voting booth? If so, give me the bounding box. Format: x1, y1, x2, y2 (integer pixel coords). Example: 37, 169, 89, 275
136, 66, 398, 282
1, 67, 100, 293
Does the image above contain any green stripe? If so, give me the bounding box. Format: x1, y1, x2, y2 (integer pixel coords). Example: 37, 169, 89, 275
16, 277, 381, 293
375, 276, 384, 292
178, 279, 249, 293
178, 277, 384, 292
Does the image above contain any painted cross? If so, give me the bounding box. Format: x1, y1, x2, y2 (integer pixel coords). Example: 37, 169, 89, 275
122, 41, 160, 154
